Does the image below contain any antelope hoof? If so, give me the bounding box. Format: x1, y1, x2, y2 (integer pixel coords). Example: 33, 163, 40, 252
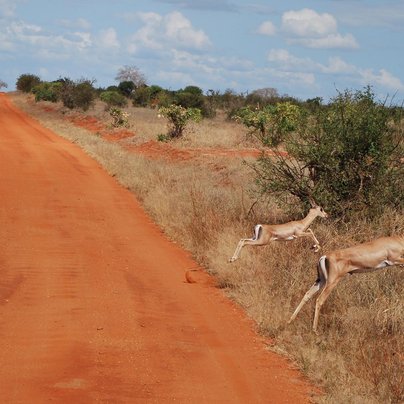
229, 257, 236, 263
312, 244, 320, 252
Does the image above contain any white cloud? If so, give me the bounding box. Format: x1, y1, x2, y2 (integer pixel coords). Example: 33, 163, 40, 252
267, 49, 318, 72
98, 28, 120, 49
271, 69, 316, 86
156, 0, 237, 12
128, 11, 211, 54
72, 32, 92, 51
1, 20, 94, 58
157, 71, 195, 88
267, 48, 404, 93
38, 67, 49, 78
130, 12, 162, 51
165, 11, 210, 48
282, 9, 359, 49
7, 21, 43, 37
36, 48, 70, 61
260, 8, 359, 49
336, 4, 404, 30
268, 49, 301, 65
171, 49, 216, 74
150, 48, 255, 91
0, 30, 13, 50
59, 18, 91, 30
257, 21, 276, 36
282, 8, 337, 37
321, 56, 356, 74
294, 33, 358, 49
268, 48, 356, 75
0, 0, 16, 17
359, 68, 404, 91
169, 50, 253, 80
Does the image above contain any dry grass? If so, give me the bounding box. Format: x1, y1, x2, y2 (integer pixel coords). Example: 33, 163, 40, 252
77, 97, 251, 148
11, 93, 404, 404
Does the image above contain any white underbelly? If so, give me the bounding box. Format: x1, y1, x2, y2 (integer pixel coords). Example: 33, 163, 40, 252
375, 260, 393, 268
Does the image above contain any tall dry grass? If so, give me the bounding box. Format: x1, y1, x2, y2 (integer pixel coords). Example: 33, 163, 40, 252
11, 93, 403, 403
84, 98, 251, 148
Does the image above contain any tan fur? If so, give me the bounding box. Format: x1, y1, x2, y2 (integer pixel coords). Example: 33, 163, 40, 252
229, 206, 328, 262
289, 236, 404, 333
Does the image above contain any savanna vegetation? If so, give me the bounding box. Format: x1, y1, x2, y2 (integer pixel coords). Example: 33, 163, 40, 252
9, 66, 404, 403
0, 79, 8, 90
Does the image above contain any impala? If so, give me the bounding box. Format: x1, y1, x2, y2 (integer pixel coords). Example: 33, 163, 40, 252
229, 206, 328, 262
288, 235, 404, 333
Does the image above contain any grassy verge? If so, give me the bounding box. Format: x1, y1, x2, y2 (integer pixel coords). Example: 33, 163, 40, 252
11, 93, 403, 403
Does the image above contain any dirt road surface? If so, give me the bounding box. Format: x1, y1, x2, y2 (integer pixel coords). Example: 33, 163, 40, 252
0, 93, 313, 403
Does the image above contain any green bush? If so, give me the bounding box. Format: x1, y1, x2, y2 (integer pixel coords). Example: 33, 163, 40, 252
32, 82, 62, 102
118, 81, 135, 97
235, 101, 302, 146
16, 74, 41, 93
152, 90, 175, 108
73, 81, 96, 111
100, 90, 127, 107
252, 87, 403, 218
132, 85, 166, 107
132, 86, 152, 107
174, 86, 209, 116
58, 78, 95, 111
158, 104, 202, 139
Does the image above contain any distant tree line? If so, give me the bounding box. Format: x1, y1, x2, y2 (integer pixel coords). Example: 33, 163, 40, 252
14, 66, 312, 117
0, 79, 8, 90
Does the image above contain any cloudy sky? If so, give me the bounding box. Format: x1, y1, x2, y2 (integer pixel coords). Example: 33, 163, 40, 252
1, 0, 404, 101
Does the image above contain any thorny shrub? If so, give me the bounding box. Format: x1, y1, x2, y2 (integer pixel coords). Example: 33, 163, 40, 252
158, 104, 202, 139
235, 101, 302, 146
250, 87, 404, 218
109, 107, 130, 128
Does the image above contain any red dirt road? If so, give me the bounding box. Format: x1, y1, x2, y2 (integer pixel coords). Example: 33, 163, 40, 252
0, 93, 313, 403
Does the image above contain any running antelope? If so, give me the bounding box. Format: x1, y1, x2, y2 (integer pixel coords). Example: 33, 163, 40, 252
229, 206, 328, 262
288, 236, 404, 333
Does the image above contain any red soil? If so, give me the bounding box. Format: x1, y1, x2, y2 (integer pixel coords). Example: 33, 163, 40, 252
0, 93, 314, 402
60, 107, 286, 161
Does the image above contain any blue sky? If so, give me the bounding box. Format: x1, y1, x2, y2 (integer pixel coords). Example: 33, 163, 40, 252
1, 0, 404, 101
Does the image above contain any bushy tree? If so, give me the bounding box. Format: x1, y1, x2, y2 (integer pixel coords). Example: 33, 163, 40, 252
158, 104, 202, 139
132, 86, 152, 107
252, 87, 403, 218
31, 81, 62, 102
132, 85, 167, 107
175, 87, 203, 107
152, 89, 175, 108
235, 102, 302, 146
118, 81, 135, 97
100, 90, 127, 107
73, 80, 96, 111
16, 74, 41, 93
58, 78, 96, 111
0, 80, 8, 90
173, 86, 211, 117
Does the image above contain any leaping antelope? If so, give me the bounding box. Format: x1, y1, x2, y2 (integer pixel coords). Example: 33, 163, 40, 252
229, 205, 328, 262
288, 235, 404, 333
